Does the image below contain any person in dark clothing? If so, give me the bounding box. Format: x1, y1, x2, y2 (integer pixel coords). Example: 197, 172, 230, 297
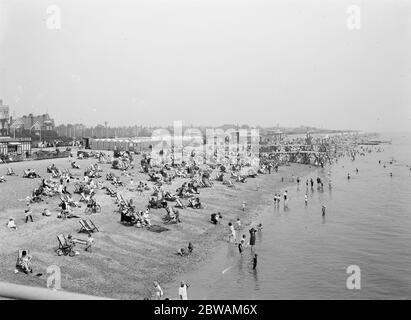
188, 242, 194, 253
252, 254, 258, 269
249, 227, 257, 250
25, 204, 33, 223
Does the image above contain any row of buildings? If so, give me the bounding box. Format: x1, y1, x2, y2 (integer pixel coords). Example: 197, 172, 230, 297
0, 99, 57, 158
0, 99, 56, 138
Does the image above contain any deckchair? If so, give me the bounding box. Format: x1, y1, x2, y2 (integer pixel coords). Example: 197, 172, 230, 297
73, 183, 82, 194
79, 192, 89, 202
88, 219, 99, 232
79, 219, 93, 234
60, 195, 69, 205
6, 168, 16, 176
116, 193, 126, 205
79, 219, 97, 234
175, 198, 186, 209
55, 234, 74, 256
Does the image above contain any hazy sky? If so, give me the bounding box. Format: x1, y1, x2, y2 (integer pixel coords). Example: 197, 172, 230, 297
0, 0, 410, 131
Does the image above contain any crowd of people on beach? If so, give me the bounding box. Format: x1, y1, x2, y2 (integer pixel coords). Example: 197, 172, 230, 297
2, 133, 398, 299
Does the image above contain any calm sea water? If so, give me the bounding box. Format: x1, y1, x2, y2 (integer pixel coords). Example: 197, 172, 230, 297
173, 132, 411, 299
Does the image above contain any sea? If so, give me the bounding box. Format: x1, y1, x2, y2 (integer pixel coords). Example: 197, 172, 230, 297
173, 132, 411, 299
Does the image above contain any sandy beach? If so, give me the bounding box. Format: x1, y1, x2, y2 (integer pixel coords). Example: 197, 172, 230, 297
0, 154, 315, 299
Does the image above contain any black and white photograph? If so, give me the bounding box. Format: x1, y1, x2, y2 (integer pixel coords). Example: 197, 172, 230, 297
0, 0, 410, 307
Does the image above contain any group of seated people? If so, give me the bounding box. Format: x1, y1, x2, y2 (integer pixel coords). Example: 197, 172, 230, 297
31, 179, 58, 199
176, 181, 199, 197
60, 234, 77, 256
210, 212, 223, 224
47, 163, 62, 178
164, 205, 181, 224
148, 170, 164, 183
136, 181, 150, 193
112, 175, 123, 187
119, 200, 152, 227
75, 178, 97, 195
177, 242, 194, 256
71, 161, 80, 169
23, 169, 40, 178
231, 172, 247, 183
187, 197, 203, 209
135, 208, 152, 227
62, 193, 81, 208
84, 164, 101, 178
149, 197, 168, 209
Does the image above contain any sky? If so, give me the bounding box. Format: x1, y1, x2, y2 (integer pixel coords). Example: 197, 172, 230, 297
0, 0, 410, 132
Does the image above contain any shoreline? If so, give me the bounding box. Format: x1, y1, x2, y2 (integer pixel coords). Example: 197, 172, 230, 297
161, 163, 320, 299
0, 157, 316, 299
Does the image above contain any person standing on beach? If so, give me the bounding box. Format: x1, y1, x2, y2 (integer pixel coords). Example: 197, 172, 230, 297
238, 235, 246, 255
84, 234, 94, 253
310, 178, 314, 189
228, 222, 236, 243
154, 281, 163, 300
249, 227, 257, 250
25, 204, 33, 223
322, 205, 326, 217
236, 218, 242, 230
283, 190, 288, 208
179, 281, 189, 300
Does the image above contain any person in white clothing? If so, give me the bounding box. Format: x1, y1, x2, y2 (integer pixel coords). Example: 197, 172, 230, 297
179, 281, 189, 300
154, 281, 163, 300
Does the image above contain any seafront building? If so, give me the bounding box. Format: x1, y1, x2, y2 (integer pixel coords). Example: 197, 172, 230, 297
0, 137, 31, 158
0, 100, 10, 137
